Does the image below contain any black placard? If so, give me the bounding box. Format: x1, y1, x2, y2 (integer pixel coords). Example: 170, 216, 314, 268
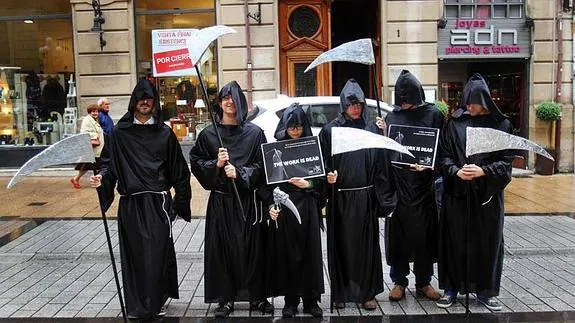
261, 136, 326, 184
387, 124, 440, 169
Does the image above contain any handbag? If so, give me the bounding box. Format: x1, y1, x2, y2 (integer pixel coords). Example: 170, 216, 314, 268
91, 138, 100, 147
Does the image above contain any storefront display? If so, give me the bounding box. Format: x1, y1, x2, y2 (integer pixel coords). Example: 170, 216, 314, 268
0, 0, 74, 149
135, 0, 217, 143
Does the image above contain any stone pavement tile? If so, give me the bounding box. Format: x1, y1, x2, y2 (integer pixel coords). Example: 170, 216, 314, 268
96, 309, 120, 318
185, 308, 209, 317
90, 291, 116, 304
166, 303, 188, 317
529, 304, 555, 312
62, 297, 97, 311
32, 303, 64, 317
337, 305, 360, 316
187, 297, 206, 310
49, 291, 79, 304
228, 309, 250, 317
419, 300, 448, 315
378, 301, 405, 315
10, 310, 37, 318
179, 280, 199, 292
398, 298, 426, 315
540, 297, 574, 311
357, 306, 383, 316
0, 304, 21, 317
20, 298, 50, 312
76, 303, 105, 317
468, 301, 492, 313
9, 293, 40, 305
446, 300, 467, 314
499, 298, 532, 312
560, 285, 575, 297
53, 310, 79, 318
171, 291, 194, 304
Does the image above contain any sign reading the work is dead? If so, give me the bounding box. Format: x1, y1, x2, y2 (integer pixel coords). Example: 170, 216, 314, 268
151, 29, 198, 77
261, 136, 326, 185
387, 124, 440, 169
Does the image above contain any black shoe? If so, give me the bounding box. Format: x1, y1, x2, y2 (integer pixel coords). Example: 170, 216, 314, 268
214, 302, 234, 318
282, 305, 298, 318
303, 303, 323, 317
250, 299, 274, 314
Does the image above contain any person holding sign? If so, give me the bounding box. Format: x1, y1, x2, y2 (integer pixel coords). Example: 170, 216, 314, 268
384, 70, 445, 302
318, 79, 387, 310
263, 104, 325, 318
436, 74, 512, 311
189, 81, 271, 318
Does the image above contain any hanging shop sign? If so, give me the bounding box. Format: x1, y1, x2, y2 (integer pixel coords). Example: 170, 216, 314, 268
152, 29, 199, 77
438, 19, 531, 59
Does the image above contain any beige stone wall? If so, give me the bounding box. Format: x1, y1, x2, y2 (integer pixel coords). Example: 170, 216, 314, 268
382, 0, 440, 103
216, 0, 279, 102
71, 0, 136, 120
528, 0, 574, 171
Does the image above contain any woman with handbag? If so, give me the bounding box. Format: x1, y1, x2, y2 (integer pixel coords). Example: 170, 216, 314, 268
70, 104, 105, 189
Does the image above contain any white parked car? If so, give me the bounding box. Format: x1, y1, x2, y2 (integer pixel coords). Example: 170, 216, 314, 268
247, 96, 394, 142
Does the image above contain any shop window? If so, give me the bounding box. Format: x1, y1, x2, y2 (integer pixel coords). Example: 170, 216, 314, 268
0, 0, 74, 146
135, 1, 216, 143
444, 0, 523, 19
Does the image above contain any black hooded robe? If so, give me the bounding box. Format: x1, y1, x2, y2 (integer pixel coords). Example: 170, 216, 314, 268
189, 81, 268, 304
438, 74, 512, 297
318, 79, 385, 303
98, 79, 192, 319
263, 104, 325, 303
384, 70, 445, 286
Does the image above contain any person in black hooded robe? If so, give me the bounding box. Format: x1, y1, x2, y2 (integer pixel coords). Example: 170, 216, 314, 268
318, 79, 387, 310
263, 103, 325, 318
436, 74, 512, 311
189, 81, 271, 318
384, 70, 444, 302
90, 79, 192, 319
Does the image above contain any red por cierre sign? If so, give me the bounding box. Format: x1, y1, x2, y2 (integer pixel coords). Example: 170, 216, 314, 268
153, 48, 194, 74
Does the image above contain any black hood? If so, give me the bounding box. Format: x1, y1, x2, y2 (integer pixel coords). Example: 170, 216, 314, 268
452, 73, 505, 120
274, 103, 313, 140
394, 69, 425, 107
339, 79, 368, 120
117, 79, 163, 128
215, 81, 248, 124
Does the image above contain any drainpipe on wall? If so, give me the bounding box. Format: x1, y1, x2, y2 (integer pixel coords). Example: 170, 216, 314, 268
555, 0, 563, 171
244, 0, 254, 110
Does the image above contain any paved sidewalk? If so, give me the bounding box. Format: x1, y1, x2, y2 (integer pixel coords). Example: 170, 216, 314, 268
1, 174, 575, 220
0, 216, 574, 319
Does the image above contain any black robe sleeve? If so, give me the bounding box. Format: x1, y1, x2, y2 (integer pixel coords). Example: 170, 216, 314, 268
439, 121, 461, 178
189, 130, 227, 191
234, 129, 267, 192
97, 133, 117, 213
167, 131, 192, 222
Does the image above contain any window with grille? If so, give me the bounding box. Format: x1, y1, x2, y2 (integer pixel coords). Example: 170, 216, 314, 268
444, 0, 524, 19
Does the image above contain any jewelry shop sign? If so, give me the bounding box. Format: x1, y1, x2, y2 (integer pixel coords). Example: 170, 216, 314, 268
438, 19, 531, 59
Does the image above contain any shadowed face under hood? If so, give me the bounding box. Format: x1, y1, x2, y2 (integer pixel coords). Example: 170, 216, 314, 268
394, 69, 425, 107
453, 73, 505, 120
215, 81, 248, 124
118, 79, 163, 128
339, 78, 368, 120
274, 103, 313, 140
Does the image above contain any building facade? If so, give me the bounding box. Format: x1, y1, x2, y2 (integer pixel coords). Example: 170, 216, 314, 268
0, 0, 572, 172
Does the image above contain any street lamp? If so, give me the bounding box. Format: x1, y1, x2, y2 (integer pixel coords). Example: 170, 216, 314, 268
91, 0, 106, 51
